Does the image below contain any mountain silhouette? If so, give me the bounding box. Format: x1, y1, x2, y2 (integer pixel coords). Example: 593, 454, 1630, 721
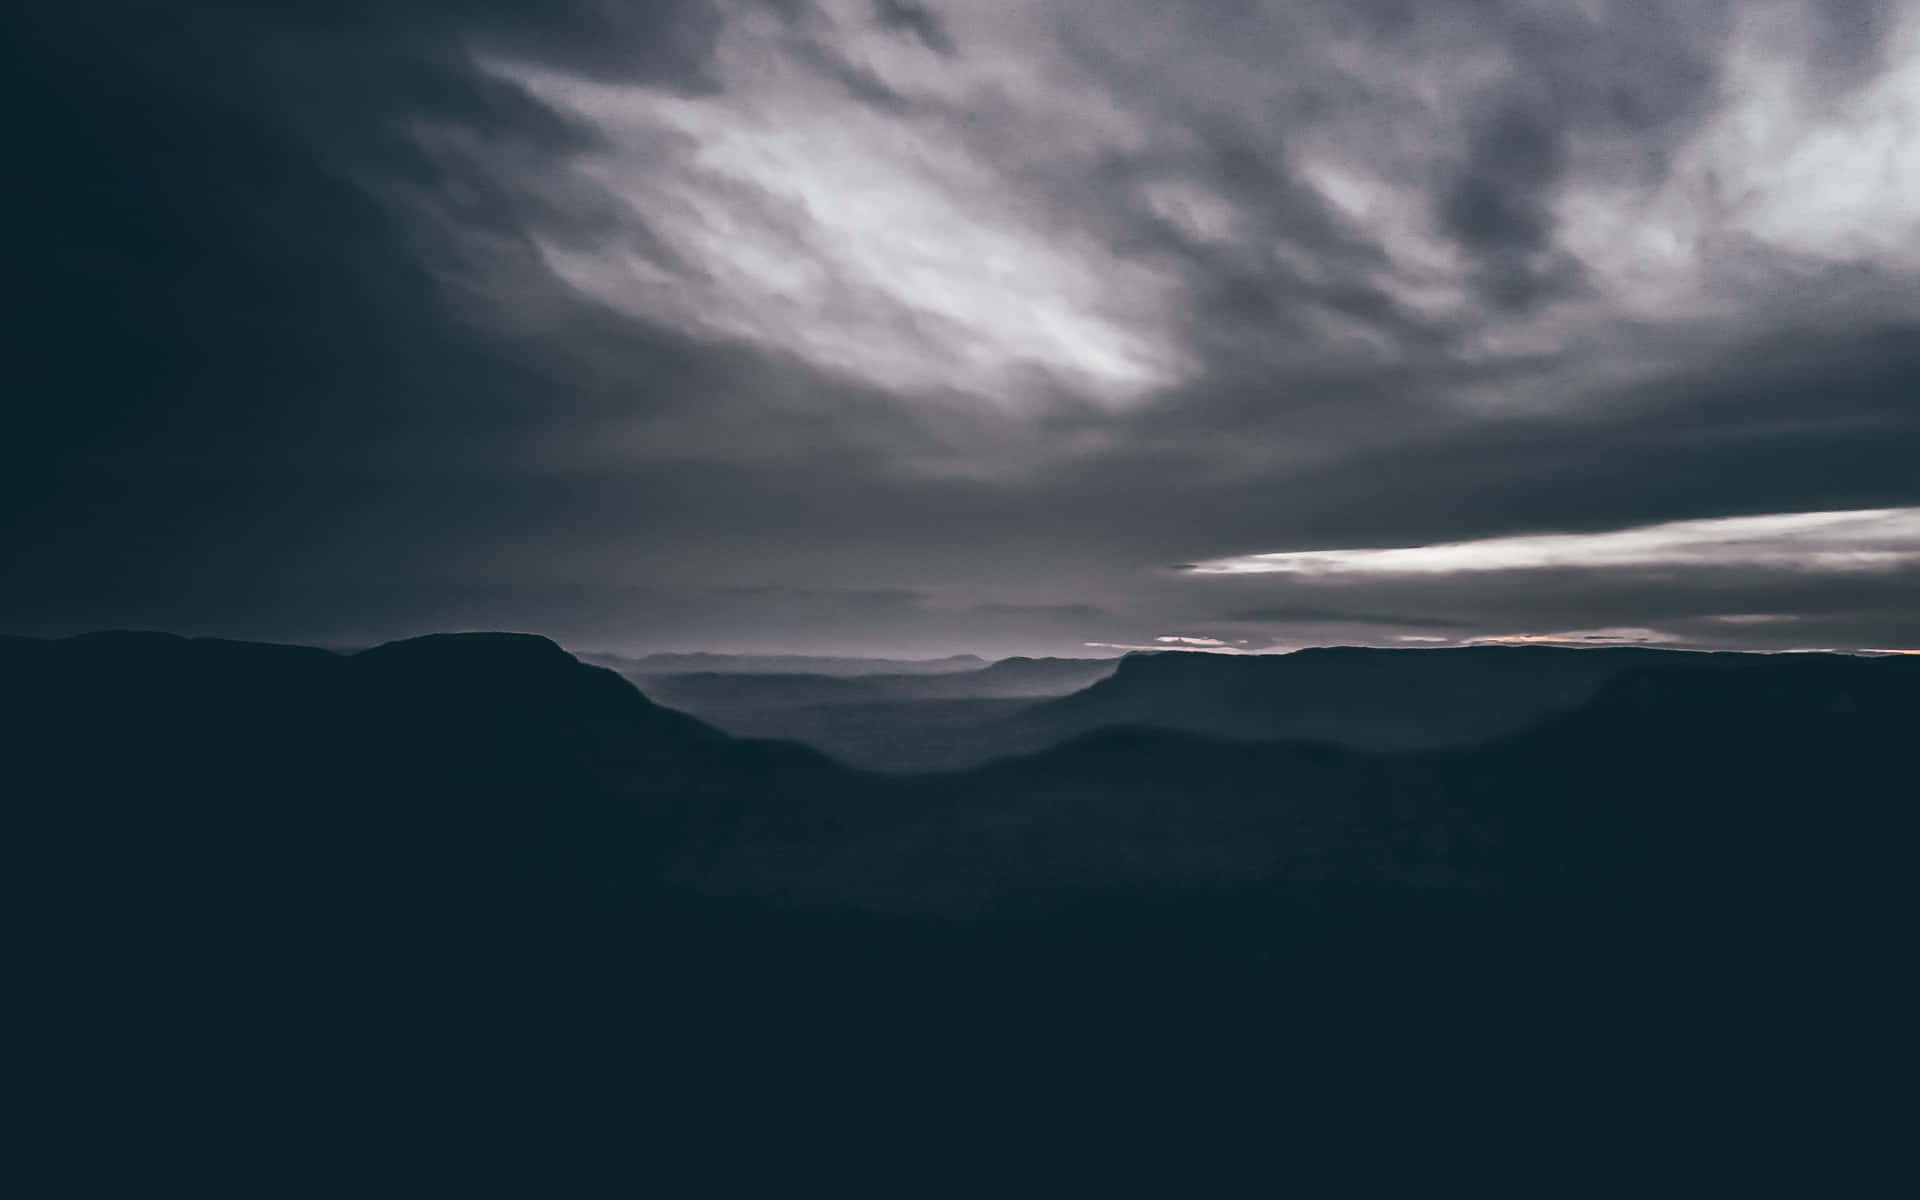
14, 628, 1910, 938
719, 643, 1741, 771
9, 631, 1912, 1190
1016, 643, 1752, 750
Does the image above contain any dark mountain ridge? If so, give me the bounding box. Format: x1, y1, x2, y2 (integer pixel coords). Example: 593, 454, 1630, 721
642, 643, 1830, 774
9, 630, 1913, 1190
674, 646, 1914, 917
1018, 642, 1757, 751
13, 629, 1908, 920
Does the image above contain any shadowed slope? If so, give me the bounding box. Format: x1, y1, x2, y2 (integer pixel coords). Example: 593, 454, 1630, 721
673, 649, 1917, 928
1018, 643, 1740, 751
8, 632, 1914, 1192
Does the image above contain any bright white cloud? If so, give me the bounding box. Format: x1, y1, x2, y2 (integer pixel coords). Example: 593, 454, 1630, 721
492, 3, 1189, 411
1085, 641, 1264, 654
1186, 508, 1920, 576
1472, 627, 1682, 645
1558, 3, 1920, 324
1711, 7, 1920, 265
476, 0, 1920, 439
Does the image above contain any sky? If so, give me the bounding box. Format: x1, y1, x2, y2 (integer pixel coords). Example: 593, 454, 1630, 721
8, 0, 1920, 658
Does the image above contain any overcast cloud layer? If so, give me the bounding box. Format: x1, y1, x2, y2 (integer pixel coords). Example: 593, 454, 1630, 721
8, 1, 1919, 656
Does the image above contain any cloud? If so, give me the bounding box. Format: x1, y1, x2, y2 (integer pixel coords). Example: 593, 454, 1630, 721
1471, 627, 1683, 646
1227, 606, 1470, 629
873, 0, 957, 57
9, 1, 1920, 659
1185, 509, 1920, 576
495, 3, 1191, 410
1086, 642, 1255, 655
974, 603, 1110, 619
1086, 631, 1275, 654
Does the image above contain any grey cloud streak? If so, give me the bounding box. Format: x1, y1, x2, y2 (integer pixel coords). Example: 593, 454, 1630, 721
8, 0, 1920, 655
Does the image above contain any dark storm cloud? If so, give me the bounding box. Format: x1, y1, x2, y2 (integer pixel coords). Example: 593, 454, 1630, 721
3, 0, 854, 641
1804, 1, 1903, 85
974, 603, 1109, 620
872, 0, 956, 57
1038, 0, 1736, 354
1424, 1, 1728, 310
1199, 560, 1920, 653
1440, 99, 1581, 310
1227, 607, 1471, 631
8, 1, 727, 456
8, 0, 1920, 655
1112, 319, 1920, 567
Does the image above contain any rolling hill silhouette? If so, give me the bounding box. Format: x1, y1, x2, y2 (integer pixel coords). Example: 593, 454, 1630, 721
9, 631, 1912, 1190
1017, 643, 1739, 749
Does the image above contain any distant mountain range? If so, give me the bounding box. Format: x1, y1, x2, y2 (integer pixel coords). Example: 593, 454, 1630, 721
1017, 643, 1724, 750
639, 643, 1796, 772
607, 654, 1120, 772
578, 650, 995, 676
13, 626, 1910, 925
638, 655, 1118, 708
9, 630, 1912, 1185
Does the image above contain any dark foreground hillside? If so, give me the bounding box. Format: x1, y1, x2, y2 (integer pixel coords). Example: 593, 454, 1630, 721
6, 632, 1914, 1192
